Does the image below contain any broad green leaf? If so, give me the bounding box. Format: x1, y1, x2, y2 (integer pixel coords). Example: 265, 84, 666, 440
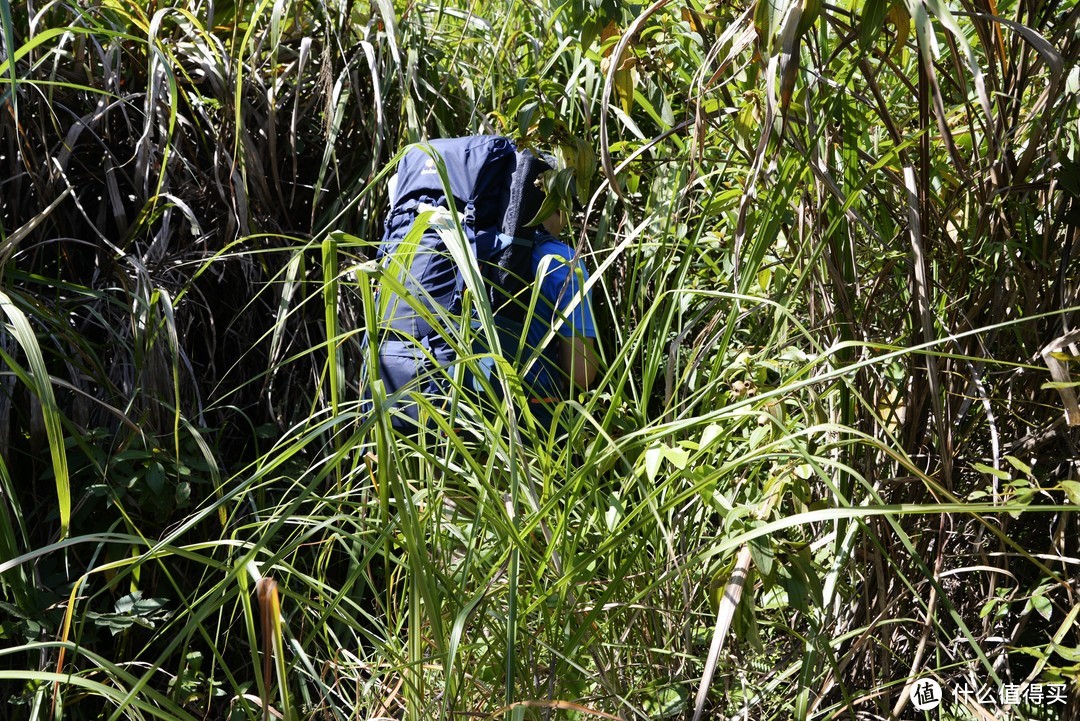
1029, 593, 1053, 622
859, 0, 890, 50
749, 535, 775, 578
663, 445, 689, 470
1060, 481, 1080, 505
146, 461, 166, 496
114, 592, 167, 616
641, 683, 689, 718
758, 268, 772, 292
699, 423, 723, 450
1004, 455, 1032, 476
755, 0, 794, 56
797, 0, 822, 37
604, 492, 624, 532
973, 462, 1010, 480
734, 100, 760, 154
979, 598, 1000, 619
644, 446, 663, 483
175, 481, 191, 506
1053, 645, 1080, 662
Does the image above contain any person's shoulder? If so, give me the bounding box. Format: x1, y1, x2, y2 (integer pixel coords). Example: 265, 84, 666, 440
532, 231, 575, 261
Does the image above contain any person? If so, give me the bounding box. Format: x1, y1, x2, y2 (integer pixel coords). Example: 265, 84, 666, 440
514, 209, 599, 394
369, 137, 598, 434
473, 155, 599, 430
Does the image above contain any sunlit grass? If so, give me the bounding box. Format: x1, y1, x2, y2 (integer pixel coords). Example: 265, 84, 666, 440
0, 0, 1077, 719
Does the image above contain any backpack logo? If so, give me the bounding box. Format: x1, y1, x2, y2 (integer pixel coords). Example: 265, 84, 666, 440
421, 157, 437, 175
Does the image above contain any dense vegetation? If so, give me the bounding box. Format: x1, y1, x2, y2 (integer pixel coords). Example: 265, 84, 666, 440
1, 0, 1079, 719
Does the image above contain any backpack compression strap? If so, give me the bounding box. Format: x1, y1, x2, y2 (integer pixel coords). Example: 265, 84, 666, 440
487, 149, 554, 319
502, 149, 554, 239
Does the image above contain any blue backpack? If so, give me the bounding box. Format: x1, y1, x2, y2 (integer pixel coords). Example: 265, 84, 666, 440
372, 136, 551, 431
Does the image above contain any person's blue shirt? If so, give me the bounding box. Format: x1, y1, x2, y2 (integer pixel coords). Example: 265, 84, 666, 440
516, 232, 596, 397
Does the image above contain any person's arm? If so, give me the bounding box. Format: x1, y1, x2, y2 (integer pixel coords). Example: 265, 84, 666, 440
535, 222, 600, 390
560, 336, 600, 390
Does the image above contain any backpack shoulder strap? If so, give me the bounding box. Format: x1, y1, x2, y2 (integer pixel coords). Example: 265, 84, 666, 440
485, 149, 555, 319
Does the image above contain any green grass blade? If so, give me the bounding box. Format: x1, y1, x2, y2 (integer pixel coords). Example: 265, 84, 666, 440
0, 290, 69, 538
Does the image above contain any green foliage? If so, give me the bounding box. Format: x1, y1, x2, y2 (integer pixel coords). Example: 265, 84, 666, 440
0, 0, 1078, 719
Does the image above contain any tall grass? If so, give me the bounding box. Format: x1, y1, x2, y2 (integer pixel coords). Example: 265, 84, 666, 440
1, 0, 1078, 719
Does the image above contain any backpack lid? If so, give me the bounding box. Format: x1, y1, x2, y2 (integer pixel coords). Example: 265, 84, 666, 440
389, 136, 516, 229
